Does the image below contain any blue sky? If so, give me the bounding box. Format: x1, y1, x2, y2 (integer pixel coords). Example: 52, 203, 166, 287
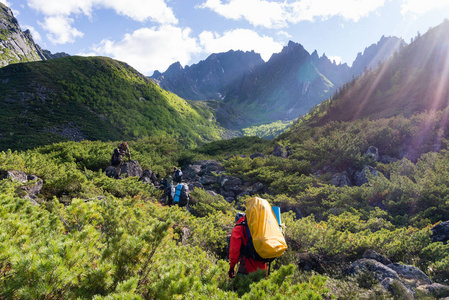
3, 0, 449, 76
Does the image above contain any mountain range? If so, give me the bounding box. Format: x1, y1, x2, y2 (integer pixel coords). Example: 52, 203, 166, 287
152, 36, 405, 123
1, 0, 448, 152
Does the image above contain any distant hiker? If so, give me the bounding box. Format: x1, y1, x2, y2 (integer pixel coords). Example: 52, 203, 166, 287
228, 214, 267, 278
172, 166, 183, 184
160, 177, 173, 205
111, 142, 131, 179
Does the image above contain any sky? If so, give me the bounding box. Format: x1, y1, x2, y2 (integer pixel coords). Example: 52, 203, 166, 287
2, 0, 449, 76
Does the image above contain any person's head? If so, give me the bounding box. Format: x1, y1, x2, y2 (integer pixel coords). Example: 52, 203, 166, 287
235, 212, 245, 223
173, 166, 177, 171
119, 142, 127, 148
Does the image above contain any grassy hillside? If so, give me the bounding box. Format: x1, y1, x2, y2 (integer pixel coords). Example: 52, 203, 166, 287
0, 56, 227, 150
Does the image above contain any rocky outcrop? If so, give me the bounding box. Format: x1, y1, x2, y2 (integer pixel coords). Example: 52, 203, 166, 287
0, 3, 70, 68
348, 250, 449, 298
0, 3, 46, 67
431, 220, 449, 244
0, 170, 43, 204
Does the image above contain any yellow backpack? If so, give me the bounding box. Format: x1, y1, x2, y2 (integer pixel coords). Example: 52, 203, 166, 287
245, 197, 287, 259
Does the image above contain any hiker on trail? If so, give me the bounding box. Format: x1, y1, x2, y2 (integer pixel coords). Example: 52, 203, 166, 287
228, 214, 267, 278
172, 166, 182, 184
113, 142, 131, 179
160, 177, 173, 205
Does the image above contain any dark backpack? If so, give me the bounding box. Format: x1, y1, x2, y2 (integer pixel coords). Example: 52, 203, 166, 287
173, 169, 182, 182
235, 217, 274, 263
111, 149, 120, 166
173, 183, 189, 207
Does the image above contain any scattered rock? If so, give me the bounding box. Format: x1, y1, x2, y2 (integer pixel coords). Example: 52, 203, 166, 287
354, 165, 378, 186
250, 152, 266, 160
347, 259, 400, 282
366, 146, 380, 161
0, 170, 43, 204
273, 145, 289, 158
330, 172, 353, 187
387, 263, 432, 285
431, 220, 449, 244
120, 160, 143, 178
0, 170, 28, 182
140, 169, 157, 184
297, 252, 324, 273
380, 278, 414, 300
418, 283, 449, 298
362, 249, 392, 266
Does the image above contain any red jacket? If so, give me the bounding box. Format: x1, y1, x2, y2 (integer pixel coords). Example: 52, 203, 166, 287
229, 216, 267, 274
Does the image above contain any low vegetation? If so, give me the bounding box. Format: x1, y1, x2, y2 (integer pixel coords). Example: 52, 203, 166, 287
1, 110, 449, 298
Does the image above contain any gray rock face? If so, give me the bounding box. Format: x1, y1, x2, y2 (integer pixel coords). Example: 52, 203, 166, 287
380, 278, 414, 300
354, 165, 378, 186
418, 283, 449, 298
431, 220, 449, 244
362, 249, 392, 266
330, 172, 353, 187
0, 3, 47, 67
120, 160, 143, 178
0, 170, 43, 204
273, 145, 289, 158
366, 146, 380, 161
386, 263, 432, 285
250, 152, 266, 160
348, 259, 400, 282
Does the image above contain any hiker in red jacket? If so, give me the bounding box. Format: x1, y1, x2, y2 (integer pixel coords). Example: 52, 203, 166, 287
228, 215, 267, 278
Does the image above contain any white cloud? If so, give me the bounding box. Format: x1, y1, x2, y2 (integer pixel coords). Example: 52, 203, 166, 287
23, 25, 42, 42
400, 0, 449, 14
287, 0, 386, 23
199, 29, 283, 61
199, 0, 287, 28
39, 16, 84, 44
27, 0, 177, 23
200, 0, 387, 28
27, 0, 177, 45
328, 55, 342, 65
93, 25, 201, 75
0, 0, 11, 7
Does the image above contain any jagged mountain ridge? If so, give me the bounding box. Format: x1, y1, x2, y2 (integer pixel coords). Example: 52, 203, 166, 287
300, 20, 449, 126
0, 3, 68, 68
152, 50, 264, 101
152, 37, 405, 124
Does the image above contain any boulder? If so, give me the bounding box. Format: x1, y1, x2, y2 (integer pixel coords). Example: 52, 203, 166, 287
20, 175, 43, 199
347, 259, 400, 282
273, 145, 289, 158
362, 249, 392, 266
418, 283, 449, 298
250, 152, 266, 160
105, 166, 117, 178
366, 146, 381, 161
330, 172, 353, 187
220, 175, 243, 196
140, 169, 157, 184
0, 170, 28, 182
120, 160, 143, 178
386, 263, 432, 285
354, 165, 378, 186
0, 170, 43, 204
199, 175, 218, 185
380, 278, 414, 300
431, 220, 449, 244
